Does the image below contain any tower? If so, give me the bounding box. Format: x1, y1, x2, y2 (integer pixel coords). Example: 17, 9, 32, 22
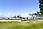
39, 0, 43, 14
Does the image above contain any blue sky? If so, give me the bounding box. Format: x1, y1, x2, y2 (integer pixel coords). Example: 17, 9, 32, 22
0, 0, 40, 17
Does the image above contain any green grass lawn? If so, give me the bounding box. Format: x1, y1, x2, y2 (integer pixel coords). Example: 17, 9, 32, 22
0, 20, 43, 29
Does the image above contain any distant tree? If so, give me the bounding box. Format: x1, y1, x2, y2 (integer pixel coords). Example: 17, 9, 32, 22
17, 16, 20, 18
27, 17, 28, 20
37, 11, 39, 14
17, 15, 21, 18
8, 18, 9, 19
22, 17, 25, 19
29, 13, 37, 19
13, 16, 16, 18
19, 17, 22, 19
39, 0, 43, 14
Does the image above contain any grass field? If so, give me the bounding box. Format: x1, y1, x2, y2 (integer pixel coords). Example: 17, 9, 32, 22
0, 20, 43, 29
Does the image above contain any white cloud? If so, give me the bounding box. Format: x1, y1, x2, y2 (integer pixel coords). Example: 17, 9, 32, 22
20, 13, 28, 17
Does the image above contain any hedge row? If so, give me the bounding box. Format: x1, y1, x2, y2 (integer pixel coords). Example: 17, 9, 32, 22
0, 21, 21, 23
